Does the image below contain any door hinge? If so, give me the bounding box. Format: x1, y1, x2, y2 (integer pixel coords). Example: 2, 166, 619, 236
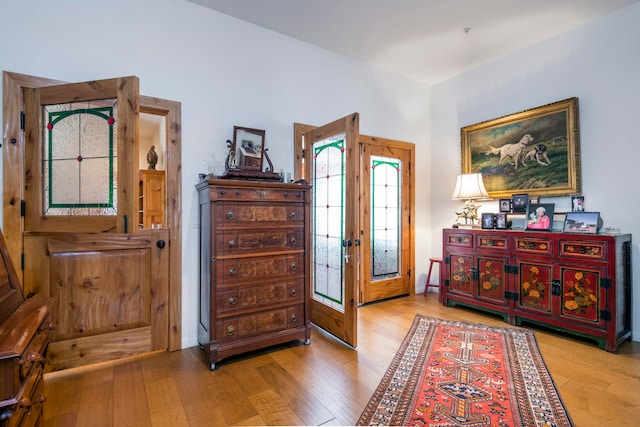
301, 148, 305, 158
408, 215, 410, 224
21, 253, 25, 271
505, 264, 518, 274
600, 277, 611, 289
20, 111, 25, 130
20, 200, 25, 217
600, 310, 611, 321
407, 268, 411, 277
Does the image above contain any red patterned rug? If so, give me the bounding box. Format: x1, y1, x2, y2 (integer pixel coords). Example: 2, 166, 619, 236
357, 315, 573, 426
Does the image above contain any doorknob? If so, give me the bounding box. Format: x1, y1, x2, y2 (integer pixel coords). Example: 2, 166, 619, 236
156, 240, 166, 249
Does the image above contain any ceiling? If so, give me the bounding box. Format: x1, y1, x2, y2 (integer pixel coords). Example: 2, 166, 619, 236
187, 0, 640, 85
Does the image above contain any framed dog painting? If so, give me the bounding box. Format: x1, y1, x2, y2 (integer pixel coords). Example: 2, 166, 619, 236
460, 98, 581, 198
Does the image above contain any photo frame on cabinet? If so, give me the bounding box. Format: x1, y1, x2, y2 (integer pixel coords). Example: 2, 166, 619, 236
481, 213, 495, 229
571, 195, 585, 212
512, 194, 528, 213
499, 199, 511, 213
563, 211, 602, 234
525, 203, 555, 231
495, 213, 508, 229
460, 97, 581, 198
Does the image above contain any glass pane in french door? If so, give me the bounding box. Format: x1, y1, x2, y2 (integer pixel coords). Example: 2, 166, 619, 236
312, 134, 346, 311
370, 155, 400, 280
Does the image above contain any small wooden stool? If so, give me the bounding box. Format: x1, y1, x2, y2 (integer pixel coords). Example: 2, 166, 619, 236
424, 257, 443, 301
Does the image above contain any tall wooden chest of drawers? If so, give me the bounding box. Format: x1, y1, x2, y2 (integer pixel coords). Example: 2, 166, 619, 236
196, 178, 311, 370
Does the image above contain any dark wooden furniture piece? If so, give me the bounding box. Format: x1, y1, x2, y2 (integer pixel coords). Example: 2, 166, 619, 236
0, 230, 53, 427
196, 178, 311, 370
442, 228, 632, 352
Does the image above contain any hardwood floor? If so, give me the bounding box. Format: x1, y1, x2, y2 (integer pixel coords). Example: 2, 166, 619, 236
43, 294, 640, 426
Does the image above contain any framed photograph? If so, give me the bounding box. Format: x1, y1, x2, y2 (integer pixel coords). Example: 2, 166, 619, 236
512, 194, 528, 213
461, 98, 581, 198
525, 203, 555, 231
495, 213, 507, 229
571, 195, 585, 212
481, 213, 495, 229
563, 212, 602, 234
499, 199, 511, 213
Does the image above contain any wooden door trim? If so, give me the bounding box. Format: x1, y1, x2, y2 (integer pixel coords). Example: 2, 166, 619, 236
2, 71, 182, 352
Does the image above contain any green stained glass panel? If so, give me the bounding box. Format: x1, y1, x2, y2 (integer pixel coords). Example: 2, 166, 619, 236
43, 101, 117, 216
312, 136, 345, 309
371, 157, 401, 279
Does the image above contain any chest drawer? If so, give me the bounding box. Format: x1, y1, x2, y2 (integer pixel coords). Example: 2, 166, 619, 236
216, 186, 306, 202
217, 229, 304, 255
216, 279, 304, 316
216, 254, 304, 283
216, 304, 305, 343
217, 203, 304, 225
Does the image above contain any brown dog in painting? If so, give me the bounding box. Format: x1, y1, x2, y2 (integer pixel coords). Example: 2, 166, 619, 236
522, 143, 551, 166
489, 134, 533, 170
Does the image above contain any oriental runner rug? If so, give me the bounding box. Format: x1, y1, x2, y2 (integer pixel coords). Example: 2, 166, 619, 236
357, 315, 573, 426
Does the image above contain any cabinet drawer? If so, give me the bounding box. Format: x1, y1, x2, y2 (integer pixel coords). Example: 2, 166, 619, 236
217, 307, 301, 342
19, 316, 51, 380
445, 232, 474, 248
217, 203, 304, 225
217, 254, 304, 283
216, 280, 304, 315
217, 229, 304, 255
514, 236, 554, 256
477, 235, 509, 251
216, 186, 306, 202
559, 240, 606, 260
5, 370, 45, 427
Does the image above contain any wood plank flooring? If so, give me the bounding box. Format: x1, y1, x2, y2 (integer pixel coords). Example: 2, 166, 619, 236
43, 294, 640, 426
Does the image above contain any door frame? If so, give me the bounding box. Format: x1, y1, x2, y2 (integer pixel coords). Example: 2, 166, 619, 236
2, 71, 182, 350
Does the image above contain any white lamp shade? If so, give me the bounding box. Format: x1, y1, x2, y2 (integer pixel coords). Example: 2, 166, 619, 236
451, 173, 489, 200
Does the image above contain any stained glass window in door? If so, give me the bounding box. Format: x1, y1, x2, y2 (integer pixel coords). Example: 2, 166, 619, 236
371, 156, 400, 278
312, 135, 345, 310
43, 100, 117, 216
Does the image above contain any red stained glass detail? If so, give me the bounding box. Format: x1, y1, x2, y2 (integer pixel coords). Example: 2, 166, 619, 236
77, 156, 83, 162
340, 147, 345, 152
47, 123, 53, 130
108, 117, 115, 125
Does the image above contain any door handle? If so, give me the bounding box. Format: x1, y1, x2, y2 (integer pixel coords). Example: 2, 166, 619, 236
156, 240, 166, 249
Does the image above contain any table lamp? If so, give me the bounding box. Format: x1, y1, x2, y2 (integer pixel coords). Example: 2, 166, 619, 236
451, 173, 489, 224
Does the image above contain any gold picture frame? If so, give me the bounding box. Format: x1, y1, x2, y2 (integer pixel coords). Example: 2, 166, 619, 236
461, 97, 581, 198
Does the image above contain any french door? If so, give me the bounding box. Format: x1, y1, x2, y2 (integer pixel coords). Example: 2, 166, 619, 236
297, 115, 415, 348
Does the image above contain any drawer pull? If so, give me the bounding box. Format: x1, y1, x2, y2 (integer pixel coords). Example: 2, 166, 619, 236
219, 189, 226, 196
235, 190, 241, 196
228, 297, 238, 305
296, 191, 302, 198
29, 351, 44, 366
290, 262, 297, 271
290, 314, 297, 323
283, 191, 288, 198
227, 325, 235, 336
228, 267, 237, 275
226, 211, 234, 220
289, 288, 297, 297
289, 211, 297, 220
228, 239, 235, 248
19, 397, 32, 409
289, 237, 297, 246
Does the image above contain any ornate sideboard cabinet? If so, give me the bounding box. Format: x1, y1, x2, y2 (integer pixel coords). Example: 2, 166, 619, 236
0, 230, 53, 427
442, 228, 632, 352
196, 178, 311, 370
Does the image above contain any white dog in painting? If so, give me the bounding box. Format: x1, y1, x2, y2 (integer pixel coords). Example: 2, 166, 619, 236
489, 134, 534, 170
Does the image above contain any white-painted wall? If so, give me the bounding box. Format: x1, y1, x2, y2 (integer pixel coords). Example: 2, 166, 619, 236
432, 3, 640, 341
0, 0, 430, 348
1, 0, 638, 346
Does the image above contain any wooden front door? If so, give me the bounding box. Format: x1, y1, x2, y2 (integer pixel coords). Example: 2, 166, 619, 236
4, 73, 178, 371
359, 136, 414, 303
303, 113, 360, 348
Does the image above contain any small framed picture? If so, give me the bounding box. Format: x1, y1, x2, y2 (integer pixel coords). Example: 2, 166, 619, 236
525, 203, 555, 231
563, 211, 602, 234
571, 196, 585, 212
512, 194, 528, 213
495, 213, 507, 229
481, 213, 495, 229
499, 199, 511, 213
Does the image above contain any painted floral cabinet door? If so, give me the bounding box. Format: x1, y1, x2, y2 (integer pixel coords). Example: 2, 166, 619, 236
560, 267, 605, 326
476, 256, 507, 303
516, 261, 553, 314
448, 254, 473, 295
